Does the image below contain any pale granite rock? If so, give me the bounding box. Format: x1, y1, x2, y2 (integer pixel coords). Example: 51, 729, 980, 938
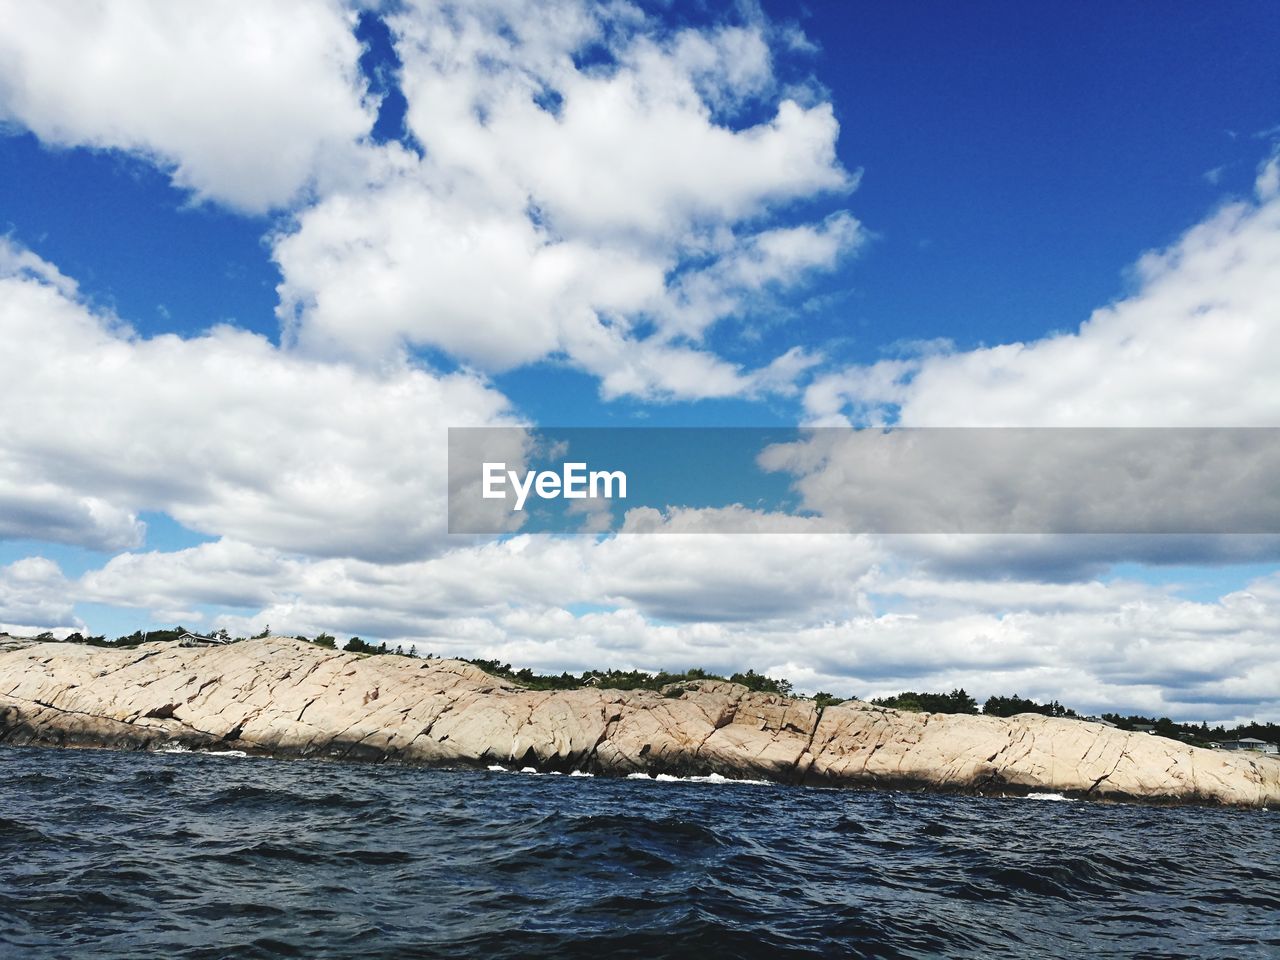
1, 637, 1276, 807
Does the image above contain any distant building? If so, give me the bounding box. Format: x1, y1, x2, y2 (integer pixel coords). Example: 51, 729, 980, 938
1218, 738, 1279, 755
1083, 716, 1118, 728
177, 632, 231, 648
1132, 724, 1157, 734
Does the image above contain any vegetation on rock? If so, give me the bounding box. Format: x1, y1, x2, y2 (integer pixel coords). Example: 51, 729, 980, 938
871, 689, 978, 715
30, 628, 1279, 746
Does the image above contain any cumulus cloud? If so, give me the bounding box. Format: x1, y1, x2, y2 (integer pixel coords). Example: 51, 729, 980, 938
783, 155, 1280, 580
273, 0, 860, 399
775, 586, 1280, 722
878, 534, 1280, 584
0, 239, 515, 562
67, 532, 1280, 722
0, 557, 79, 634
0, 470, 143, 553
0, 0, 373, 212
805, 156, 1280, 427
80, 529, 880, 631
390, 1, 847, 239
0, 0, 860, 399
660, 212, 865, 340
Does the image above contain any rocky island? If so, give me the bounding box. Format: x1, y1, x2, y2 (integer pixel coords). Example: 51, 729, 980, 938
1, 637, 1276, 807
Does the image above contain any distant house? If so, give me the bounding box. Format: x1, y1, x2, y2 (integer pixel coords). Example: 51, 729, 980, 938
1218, 738, 1279, 755
177, 632, 231, 648
1083, 716, 1118, 728
1132, 724, 1157, 734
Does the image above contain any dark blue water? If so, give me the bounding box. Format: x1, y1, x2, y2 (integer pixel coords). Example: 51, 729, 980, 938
1, 746, 1276, 959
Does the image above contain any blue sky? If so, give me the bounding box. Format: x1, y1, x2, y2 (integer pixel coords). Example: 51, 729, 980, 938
1, 1, 1278, 720
4, 4, 1274, 391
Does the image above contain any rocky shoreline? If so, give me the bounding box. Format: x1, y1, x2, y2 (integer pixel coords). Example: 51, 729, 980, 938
1, 637, 1276, 807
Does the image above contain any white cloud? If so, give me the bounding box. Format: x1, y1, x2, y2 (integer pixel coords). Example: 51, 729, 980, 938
1256, 149, 1280, 201
65, 531, 1280, 722
0, 468, 143, 553
0, 0, 860, 399
80, 527, 880, 631
0, 0, 373, 212
0, 239, 515, 562
782, 157, 1280, 589
390, 1, 847, 239
877, 534, 1280, 584
0, 557, 79, 633
659, 212, 864, 340
274, 171, 665, 368
271, 0, 859, 399
806, 158, 1280, 427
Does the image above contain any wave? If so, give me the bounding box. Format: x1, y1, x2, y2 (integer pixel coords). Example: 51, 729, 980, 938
2, 744, 1275, 960
627, 771, 771, 786
156, 743, 247, 758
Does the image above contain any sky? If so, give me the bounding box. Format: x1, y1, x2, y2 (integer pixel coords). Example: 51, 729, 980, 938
1, 0, 1278, 723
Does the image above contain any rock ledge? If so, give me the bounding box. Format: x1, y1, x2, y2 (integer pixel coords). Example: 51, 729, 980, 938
2, 638, 1276, 807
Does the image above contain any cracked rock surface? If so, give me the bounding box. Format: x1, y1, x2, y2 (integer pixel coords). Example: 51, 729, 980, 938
1, 638, 1276, 806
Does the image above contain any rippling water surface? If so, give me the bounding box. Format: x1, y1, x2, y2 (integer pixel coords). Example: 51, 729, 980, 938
2, 746, 1277, 959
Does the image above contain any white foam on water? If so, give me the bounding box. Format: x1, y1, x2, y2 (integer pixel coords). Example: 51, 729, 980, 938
157, 744, 246, 758
687, 773, 770, 786
625, 771, 770, 786
486, 764, 507, 772
568, 770, 594, 778
520, 766, 538, 774
1025, 792, 1076, 802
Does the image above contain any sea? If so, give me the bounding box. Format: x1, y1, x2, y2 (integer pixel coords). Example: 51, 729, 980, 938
1, 745, 1276, 959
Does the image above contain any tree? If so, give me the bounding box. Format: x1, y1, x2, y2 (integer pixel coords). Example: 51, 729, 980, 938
313, 633, 337, 649
812, 692, 847, 710
983, 694, 1077, 719
729, 669, 793, 696
873, 689, 977, 715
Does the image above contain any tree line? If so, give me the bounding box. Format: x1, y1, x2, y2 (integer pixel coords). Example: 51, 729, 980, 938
867, 687, 1275, 747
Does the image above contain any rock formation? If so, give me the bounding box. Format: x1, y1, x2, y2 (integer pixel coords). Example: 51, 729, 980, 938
1, 637, 1276, 807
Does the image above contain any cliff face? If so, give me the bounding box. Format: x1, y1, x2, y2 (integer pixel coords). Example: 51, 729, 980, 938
1, 638, 1276, 807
